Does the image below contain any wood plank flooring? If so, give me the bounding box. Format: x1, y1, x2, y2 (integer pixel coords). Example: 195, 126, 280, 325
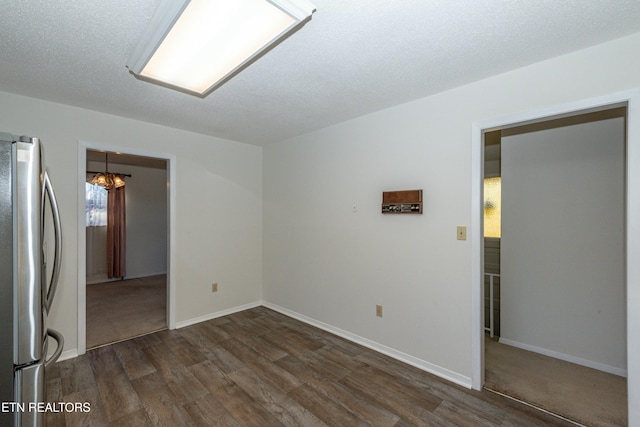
47, 307, 577, 426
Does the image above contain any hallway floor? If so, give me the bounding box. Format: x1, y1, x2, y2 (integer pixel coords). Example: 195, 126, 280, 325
86, 275, 167, 349
484, 337, 627, 426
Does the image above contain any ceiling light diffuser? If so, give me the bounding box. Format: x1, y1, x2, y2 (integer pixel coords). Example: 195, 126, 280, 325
126, 0, 316, 97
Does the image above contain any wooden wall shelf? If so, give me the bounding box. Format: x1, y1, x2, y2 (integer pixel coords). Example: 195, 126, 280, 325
382, 189, 423, 214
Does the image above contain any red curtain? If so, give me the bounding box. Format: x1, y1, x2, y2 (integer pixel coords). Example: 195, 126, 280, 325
107, 186, 126, 278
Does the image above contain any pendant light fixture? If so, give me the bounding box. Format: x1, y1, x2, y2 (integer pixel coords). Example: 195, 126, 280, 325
89, 152, 126, 190
126, 0, 316, 96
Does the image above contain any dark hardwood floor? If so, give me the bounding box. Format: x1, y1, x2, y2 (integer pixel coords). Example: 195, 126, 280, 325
46, 307, 576, 426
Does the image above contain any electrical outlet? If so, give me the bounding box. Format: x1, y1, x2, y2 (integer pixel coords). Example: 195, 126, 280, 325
457, 226, 467, 241
376, 305, 383, 317
211, 283, 218, 293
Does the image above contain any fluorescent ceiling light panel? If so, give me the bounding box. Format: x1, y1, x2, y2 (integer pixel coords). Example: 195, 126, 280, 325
127, 0, 316, 96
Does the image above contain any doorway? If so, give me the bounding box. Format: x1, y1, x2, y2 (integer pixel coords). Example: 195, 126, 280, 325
77, 142, 176, 354
481, 109, 627, 425
470, 90, 640, 426
85, 149, 168, 348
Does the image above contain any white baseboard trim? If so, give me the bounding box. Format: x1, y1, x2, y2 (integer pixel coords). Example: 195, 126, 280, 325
124, 271, 167, 280
54, 299, 474, 389
86, 271, 168, 285
262, 301, 472, 389
174, 301, 262, 329
56, 301, 262, 361
499, 337, 627, 377
57, 349, 79, 363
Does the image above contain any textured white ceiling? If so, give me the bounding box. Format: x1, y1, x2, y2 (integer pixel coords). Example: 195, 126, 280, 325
1, 1, 639, 146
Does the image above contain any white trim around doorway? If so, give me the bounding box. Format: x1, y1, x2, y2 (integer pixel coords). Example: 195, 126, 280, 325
77, 141, 177, 355
470, 88, 640, 426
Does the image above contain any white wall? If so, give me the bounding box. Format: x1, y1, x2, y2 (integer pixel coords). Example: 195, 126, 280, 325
263, 32, 640, 384
501, 118, 626, 374
119, 162, 168, 279
86, 159, 168, 281
0, 91, 263, 356
2, 28, 639, 413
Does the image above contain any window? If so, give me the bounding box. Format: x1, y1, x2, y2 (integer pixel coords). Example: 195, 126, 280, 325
86, 183, 107, 226
484, 177, 501, 238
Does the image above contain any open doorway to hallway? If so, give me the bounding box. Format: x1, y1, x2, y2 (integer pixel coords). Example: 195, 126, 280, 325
85, 149, 168, 348
481, 107, 628, 426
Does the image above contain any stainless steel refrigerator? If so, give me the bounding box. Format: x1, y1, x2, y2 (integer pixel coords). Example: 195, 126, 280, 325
1, 133, 64, 427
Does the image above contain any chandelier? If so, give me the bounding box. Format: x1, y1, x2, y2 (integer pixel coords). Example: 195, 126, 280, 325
89, 152, 125, 189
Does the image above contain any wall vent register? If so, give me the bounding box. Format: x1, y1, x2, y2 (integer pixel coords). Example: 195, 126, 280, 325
382, 189, 423, 214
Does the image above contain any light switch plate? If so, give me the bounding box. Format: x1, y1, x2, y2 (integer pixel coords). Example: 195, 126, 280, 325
457, 226, 467, 240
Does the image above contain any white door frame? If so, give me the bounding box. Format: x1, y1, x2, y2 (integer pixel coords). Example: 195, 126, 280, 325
470, 89, 640, 425
77, 140, 177, 354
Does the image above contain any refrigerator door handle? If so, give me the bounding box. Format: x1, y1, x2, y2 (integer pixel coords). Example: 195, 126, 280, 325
44, 171, 62, 313
44, 328, 64, 368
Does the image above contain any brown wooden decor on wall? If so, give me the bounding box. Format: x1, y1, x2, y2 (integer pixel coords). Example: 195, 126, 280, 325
382, 189, 423, 214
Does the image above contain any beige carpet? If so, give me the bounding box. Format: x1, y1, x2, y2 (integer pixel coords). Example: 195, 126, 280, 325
86, 275, 167, 349
485, 337, 627, 426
